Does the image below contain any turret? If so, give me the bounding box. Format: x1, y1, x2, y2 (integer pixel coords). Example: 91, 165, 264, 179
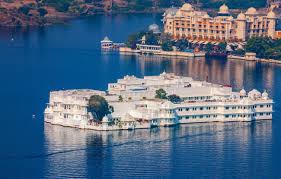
267, 11, 277, 39
236, 12, 247, 41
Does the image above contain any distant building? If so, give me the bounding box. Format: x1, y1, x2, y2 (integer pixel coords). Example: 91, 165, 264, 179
163, 3, 281, 42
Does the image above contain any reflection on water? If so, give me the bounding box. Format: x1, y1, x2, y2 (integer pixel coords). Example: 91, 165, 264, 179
44, 120, 272, 178
120, 54, 277, 93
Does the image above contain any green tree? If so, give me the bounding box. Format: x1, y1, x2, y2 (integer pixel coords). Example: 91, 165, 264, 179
246, 37, 273, 58
88, 95, 110, 120
155, 88, 167, 99
232, 48, 245, 56
18, 5, 31, 15
126, 31, 145, 49
118, 95, 123, 102
38, 8, 48, 17
146, 31, 159, 45
161, 39, 173, 51
175, 39, 189, 51
218, 42, 227, 52
204, 43, 213, 53
168, 94, 181, 103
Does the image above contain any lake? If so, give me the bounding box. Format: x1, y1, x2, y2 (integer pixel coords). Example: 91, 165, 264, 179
0, 14, 280, 178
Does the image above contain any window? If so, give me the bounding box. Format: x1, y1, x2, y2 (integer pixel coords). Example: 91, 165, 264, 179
200, 107, 204, 110
260, 105, 264, 108
225, 107, 229, 110
225, 115, 229, 118
186, 108, 189, 111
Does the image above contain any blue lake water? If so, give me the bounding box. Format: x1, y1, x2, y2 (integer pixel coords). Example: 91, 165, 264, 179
0, 14, 280, 178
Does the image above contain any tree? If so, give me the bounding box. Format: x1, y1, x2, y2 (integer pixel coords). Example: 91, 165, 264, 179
126, 31, 145, 49
161, 39, 173, 51
218, 42, 227, 52
88, 95, 110, 120
155, 88, 167, 99
118, 95, 123, 102
175, 39, 189, 51
246, 37, 273, 58
18, 5, 31, 15
168, 94, 182, 103
38, 8, 48, 17
232, 48, 245, 56
145, 31, 159, 45
204, 43, 213, 53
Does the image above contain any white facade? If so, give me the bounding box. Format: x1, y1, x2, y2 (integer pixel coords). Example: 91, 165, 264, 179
45, 73, 273, 130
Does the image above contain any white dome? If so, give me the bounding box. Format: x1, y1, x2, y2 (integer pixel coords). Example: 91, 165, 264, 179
219, 4, 229, 14
240, 89, 247, 96
237, 12, 246, 20
267, 11, 276, 18
175, 10, 183, 17
166, 13, 172, 18
161, 101, 174, 109
248, 89, 261, 99
149, 23, 160, 33
181, 3, 194, 11
246, 7, 257, 15
203, 14, 210, 18
262, 90, 269, 99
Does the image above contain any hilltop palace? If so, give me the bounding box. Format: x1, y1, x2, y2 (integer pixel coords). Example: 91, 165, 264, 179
44, 73, 273, 131
163, 3, 281, 42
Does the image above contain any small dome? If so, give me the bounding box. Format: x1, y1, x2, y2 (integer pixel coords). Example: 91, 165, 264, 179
175, 10, 183, 17
240, 89, 247, 96
262, 90, 269, 99
149, 23, 160, 34
203, 14, 210, 18
181, 3, 194, 11
267, 11, 276, 18
219, 4, 229, 14
237, 12, 246, 20
166, 13, 172, 18
248, 89, 261, 99
101, 36, 112, 43
246, 7, 257, 15
161, 101, 174, 109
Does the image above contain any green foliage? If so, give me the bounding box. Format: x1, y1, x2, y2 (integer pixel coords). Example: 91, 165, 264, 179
88, 95, 110, 120
168, 94, 182, 103
131, 0, 153, 11
146, 31, 159, 45
126, 31, 159, 48
245, 37, 281, 60
118, 95, 123, 102
246, 37, 273, 58
18, 5, 31, 15
175, 39, 189, 51
155, 88, 167, 99
161, 39, 173, 51
38, 8, 48, 17
42, 0, 74, 12
126, 31, 146, 49
218, 42, 227, 52
204, 43, 214, 52
232, 48, 245, 56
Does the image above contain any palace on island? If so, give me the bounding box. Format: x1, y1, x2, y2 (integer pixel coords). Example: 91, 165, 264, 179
44, 73, 273, 131
163, 3, 281, 42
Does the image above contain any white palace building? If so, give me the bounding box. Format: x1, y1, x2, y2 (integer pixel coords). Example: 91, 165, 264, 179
44, 73, 273, 130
